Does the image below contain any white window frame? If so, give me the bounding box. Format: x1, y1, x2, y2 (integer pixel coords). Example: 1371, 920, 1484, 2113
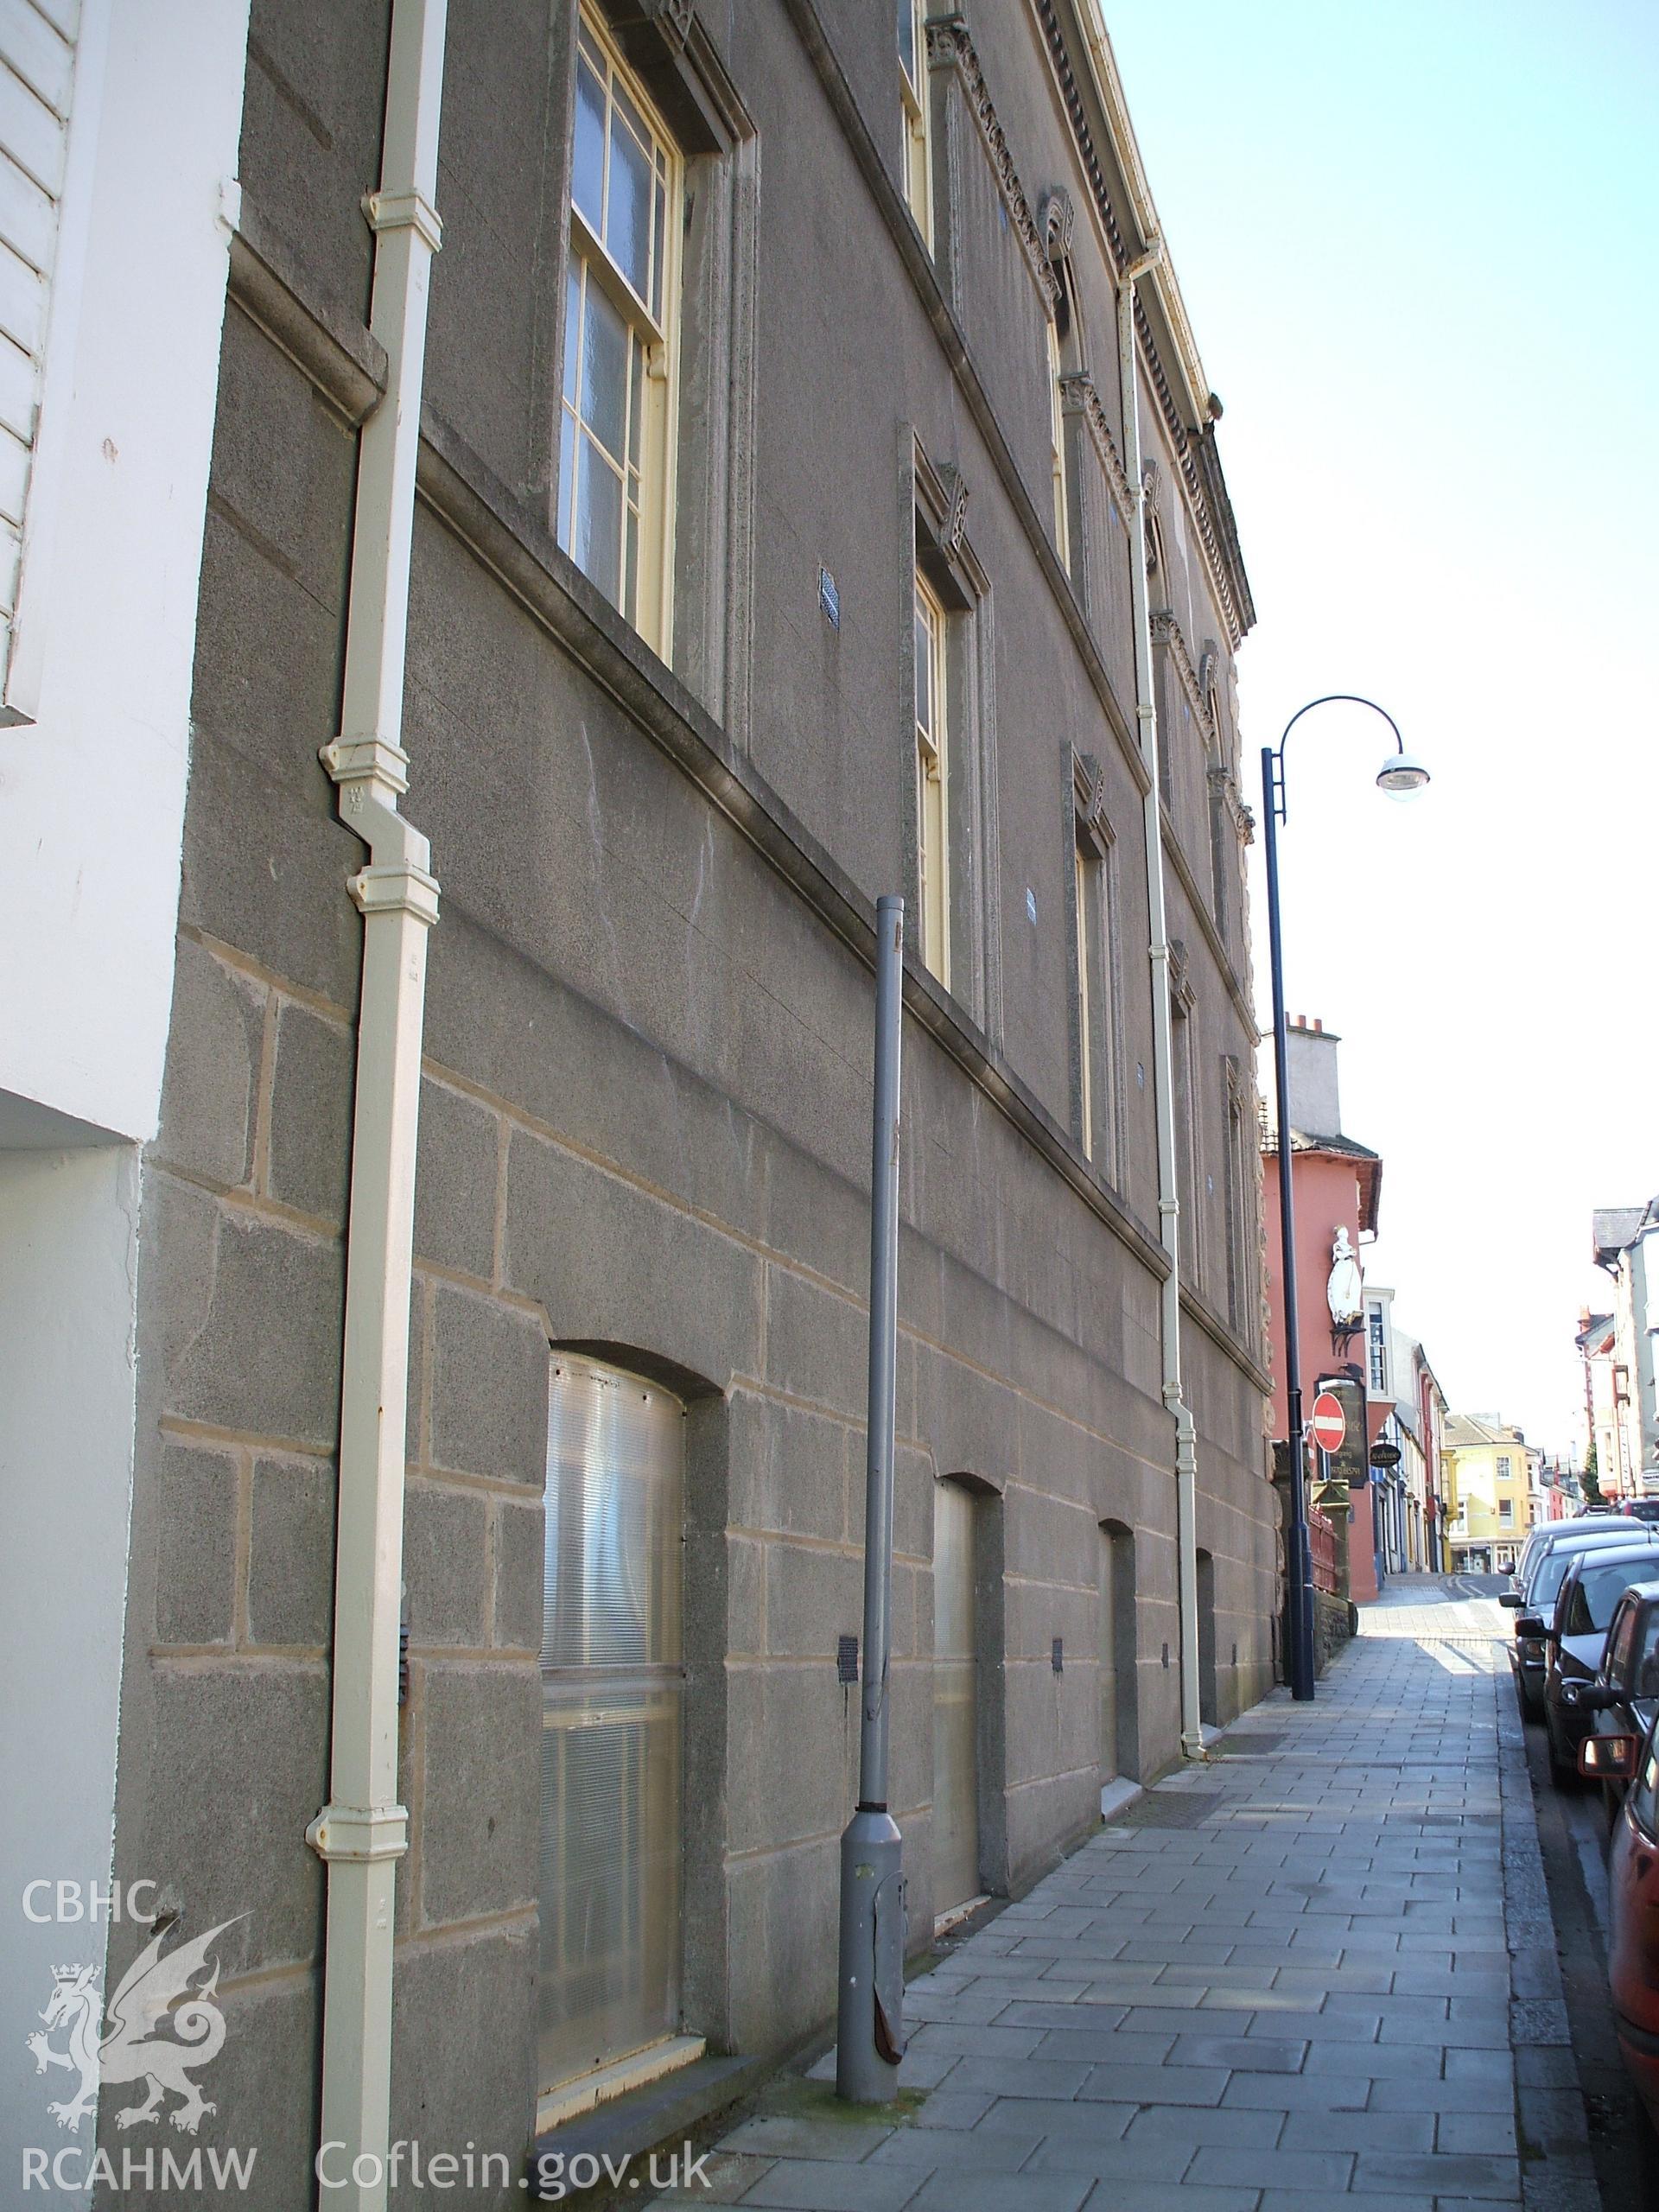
560, 9, 683, 655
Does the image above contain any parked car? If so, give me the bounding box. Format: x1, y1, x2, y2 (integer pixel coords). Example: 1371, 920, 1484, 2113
1502, 1521, 1649, 1718
1566, 1577, 1659, 1821
1515, 1512, 1643, 1588
1595, 1707, 1659, 2131
1535, 1545, 1659, 1784
1624, 1500, 1659, 1529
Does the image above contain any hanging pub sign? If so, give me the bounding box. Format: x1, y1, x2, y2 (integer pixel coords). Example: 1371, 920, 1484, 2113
1313, 1372, 1368, 1490
1369, 1441, 1402, 1471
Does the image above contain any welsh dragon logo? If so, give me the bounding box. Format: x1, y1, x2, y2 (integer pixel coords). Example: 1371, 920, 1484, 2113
27, 1917, 243, 2137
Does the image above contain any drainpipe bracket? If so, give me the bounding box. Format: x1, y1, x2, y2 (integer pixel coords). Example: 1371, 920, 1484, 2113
362, 188, 443, 254
350, 860, 441, 925
307, 1802, 410, 1865
321, 734, 411, 796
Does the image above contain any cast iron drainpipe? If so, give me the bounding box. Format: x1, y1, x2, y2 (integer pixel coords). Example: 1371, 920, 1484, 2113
304, 3, 447, 2207
1116, 235, 1205, 1762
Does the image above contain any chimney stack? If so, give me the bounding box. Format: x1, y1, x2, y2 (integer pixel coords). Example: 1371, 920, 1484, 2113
1284, 1014, 1343, 1140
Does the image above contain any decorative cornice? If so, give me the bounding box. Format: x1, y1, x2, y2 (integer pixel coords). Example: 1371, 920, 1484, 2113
1058, 370, 1130, 518
927, 16, 1061, 316
1029, 0, 1252, 647
1134, 292, 1247, 648
1149, 607, 1217, 753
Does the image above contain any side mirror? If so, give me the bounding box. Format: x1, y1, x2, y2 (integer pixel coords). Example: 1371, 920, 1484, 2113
1514, 1614, 1546, 1638
1579, 1733, 1638, 1780
1562, 1682, 1619, 1712
1498, 1592, 1523, 1609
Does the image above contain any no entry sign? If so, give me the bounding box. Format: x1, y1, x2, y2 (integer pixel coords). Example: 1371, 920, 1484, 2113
1310, 1393, 1346, 1454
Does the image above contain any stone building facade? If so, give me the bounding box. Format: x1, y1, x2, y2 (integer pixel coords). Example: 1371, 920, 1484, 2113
96, 0, 1273, 2197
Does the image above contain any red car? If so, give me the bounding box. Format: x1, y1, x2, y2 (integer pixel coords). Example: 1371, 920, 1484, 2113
1594, 1708, 1659, 2126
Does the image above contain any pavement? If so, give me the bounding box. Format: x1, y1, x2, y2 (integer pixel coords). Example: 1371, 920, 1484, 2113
649, 1573, 1603, 2210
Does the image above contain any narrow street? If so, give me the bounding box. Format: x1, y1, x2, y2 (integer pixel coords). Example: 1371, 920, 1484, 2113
652, 1576, 1647, 2210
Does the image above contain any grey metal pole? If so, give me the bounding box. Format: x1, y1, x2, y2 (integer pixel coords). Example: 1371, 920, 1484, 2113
1262, 747, 1316, 1701
836, 895, 907, 2102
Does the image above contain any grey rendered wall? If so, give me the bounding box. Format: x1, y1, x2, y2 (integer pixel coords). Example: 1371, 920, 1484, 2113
102, 0, 1276, 2199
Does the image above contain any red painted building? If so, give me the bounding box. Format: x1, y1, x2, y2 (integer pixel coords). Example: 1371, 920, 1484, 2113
1261, 1018, 1389, 1604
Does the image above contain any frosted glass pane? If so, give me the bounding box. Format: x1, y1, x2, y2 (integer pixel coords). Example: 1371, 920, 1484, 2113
573, 57, 606, 233
539, 1355, 685, 2093
897, 0, 916, 89
537, 1688, 681, 2089
563, 263, 581, 406
579, 281, 627, 459
574, 436, 622, 607
556, 410, 575, 555
607, 109, 652, 301
543, 1360, 683, 1669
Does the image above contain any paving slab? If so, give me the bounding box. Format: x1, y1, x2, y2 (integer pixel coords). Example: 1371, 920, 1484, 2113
645, 1581, 1600, 2209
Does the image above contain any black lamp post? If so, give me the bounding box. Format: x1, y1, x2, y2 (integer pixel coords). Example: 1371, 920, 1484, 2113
1262, 696, 1428, 1701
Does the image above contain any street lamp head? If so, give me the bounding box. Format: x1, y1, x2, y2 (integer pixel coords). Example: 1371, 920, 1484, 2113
1376, 751, 1430, 798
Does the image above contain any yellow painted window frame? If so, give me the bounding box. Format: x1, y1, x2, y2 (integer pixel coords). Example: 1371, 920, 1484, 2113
899, 0, 932, 250
914, 572, 950, 988
561, 7, 683, 658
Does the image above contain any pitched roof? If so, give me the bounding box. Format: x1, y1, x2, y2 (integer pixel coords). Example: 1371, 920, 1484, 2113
1262, 1126, 1382, 1235
1445, 1413, 1528, 1450
1594, 1202, 1659, 1266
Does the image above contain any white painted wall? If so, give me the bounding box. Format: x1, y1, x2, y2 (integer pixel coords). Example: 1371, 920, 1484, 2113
0, 2, 251, 2187
0, 0, 251, 1144
0, 1142, 139, 2196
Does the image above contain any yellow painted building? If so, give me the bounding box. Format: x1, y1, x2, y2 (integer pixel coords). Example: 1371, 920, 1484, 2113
1443, 1414, 1543, 1573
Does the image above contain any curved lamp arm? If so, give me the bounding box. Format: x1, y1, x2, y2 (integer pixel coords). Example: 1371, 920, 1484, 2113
1265, 693, 1410, 825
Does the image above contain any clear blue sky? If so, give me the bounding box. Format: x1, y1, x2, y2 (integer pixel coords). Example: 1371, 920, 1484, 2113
1105, 1, 1659, 1456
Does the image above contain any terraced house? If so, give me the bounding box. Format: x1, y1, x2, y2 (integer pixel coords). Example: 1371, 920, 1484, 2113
0, 0, 1274, 2200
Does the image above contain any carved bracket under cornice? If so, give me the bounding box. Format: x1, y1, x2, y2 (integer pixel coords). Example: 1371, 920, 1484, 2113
913, 437, 989, 595
1058, 371, 1131, 518
1072, 746, 1109, 835
937, 464, 970, 556
1150, 607, 1219, 755
926, 15, 1061, 317
1039, 184, 1075, 265
1209, 760, 1251, 844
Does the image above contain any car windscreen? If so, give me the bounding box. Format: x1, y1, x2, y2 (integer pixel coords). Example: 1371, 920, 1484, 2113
1563, 1557, 1659, 1637
1532, 1538, 1643, 1606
